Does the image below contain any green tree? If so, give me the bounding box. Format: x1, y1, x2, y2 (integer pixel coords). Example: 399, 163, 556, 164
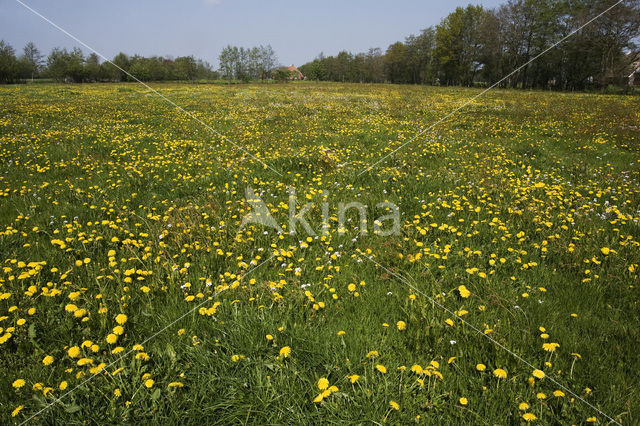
435, 5, 486, 86
384, 42, 410, 83
0, 40, 19, 83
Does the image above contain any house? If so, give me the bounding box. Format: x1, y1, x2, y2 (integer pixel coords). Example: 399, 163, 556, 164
629, 66, 640, 86
287, 65, 304, 80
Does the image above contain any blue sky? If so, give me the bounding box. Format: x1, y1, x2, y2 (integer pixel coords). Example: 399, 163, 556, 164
1, 0, 503, 67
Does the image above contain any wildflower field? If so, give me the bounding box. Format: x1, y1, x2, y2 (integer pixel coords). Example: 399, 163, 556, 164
0, 82, 639, 424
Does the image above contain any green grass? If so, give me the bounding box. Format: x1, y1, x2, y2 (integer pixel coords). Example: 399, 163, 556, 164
0, 82, 639, 424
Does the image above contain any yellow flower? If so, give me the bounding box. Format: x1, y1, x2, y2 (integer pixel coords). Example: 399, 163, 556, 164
586, 417, 597, 423
347, 374, 360, 383
532, 369, 545, 379
12, 379, 26, 388
536, 392, 546, 399
458, 285, 471, 298
11, 405, 24, 417
337, 330, 345, 336
115, 313, 128, 325
59, 381, 68, 390
553, 390, 565, 397
493, 368, 507, 379
168, 382, 184, 388
144, 379, 154, 388
266, 334, 273, 340
522, 412, 537, 422
279, 346, 291, 358
397, 321, 406, 331
42, 355, 54, 366
376, 364, 387, 374
313, 393, 324, 403
600, 247, 610, 255
519, 402, 530, 410
459, 397, 468, 405
411, 364, 424, 374
366, 350, 379, 358
347, 283, 356, 292
476, 363, 486, 371
106, 333, 118, 344
317, 377, 329, 390
542, 342, 559, 352
389, 400, 400, 410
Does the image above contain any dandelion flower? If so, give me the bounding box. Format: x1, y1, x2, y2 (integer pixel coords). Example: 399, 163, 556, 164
347, 374, 359, 383
42, 355, 54, 366
376, 364, 387, 374
459, 397, 468, 405
115, 314, 128, 325
397, 321, 406, 331
522, 412, 537, 422
458, 285, 470, 298
493, 368, 507, 379
317, 378, 329, 390
279, 346, 291, 358
389, 400, 400, 410
144, 379, 154, 388
532, 369, 545, 379
11, 405, 24, 417
476, 363, 486, 371
12, 379, 25, 388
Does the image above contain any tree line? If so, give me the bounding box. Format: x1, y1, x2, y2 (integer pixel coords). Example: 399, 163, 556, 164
299, 0, 640, 90
0, 41, 219, 83
218, 45, 278, 81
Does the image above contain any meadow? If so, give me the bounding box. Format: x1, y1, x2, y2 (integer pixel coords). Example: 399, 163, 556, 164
0, 82, 639, 424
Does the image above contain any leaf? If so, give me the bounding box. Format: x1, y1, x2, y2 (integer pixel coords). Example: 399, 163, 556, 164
166, 343, 176, 363
28, 323, 36, 339
151, 388, 161, 401
64, 404, 81, 414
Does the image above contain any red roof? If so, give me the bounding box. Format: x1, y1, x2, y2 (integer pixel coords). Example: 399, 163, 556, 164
288, 65, 303, 79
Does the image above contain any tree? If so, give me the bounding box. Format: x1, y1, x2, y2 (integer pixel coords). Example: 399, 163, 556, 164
174, 56, 197, 80
85, 53, 100, 81
385, 42, 410, 83
435, 5, 486, 86
405, 28, 437, 84
259, 45, 278, 79
21, 42, 43, 80
0, 41, 19, 83
218, 45, 234, 80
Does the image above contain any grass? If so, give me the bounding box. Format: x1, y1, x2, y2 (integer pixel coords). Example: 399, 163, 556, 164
0, 82, 639, 424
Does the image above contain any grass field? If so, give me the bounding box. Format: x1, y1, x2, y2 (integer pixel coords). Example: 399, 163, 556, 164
1, 82, 639, 424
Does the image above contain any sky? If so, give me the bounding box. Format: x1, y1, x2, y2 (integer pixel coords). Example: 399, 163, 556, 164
1, 0, 504, 68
